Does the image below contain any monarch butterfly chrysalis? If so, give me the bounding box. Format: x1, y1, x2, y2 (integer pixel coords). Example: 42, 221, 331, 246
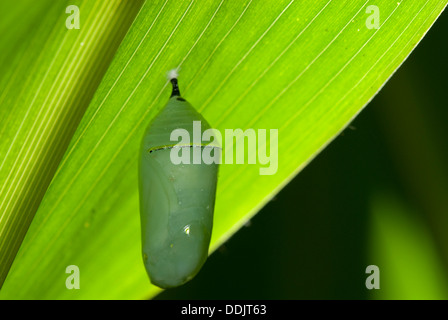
139, 70, 220, 289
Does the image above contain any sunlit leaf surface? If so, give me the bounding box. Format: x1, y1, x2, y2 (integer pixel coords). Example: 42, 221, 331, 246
0, 0, 446, 299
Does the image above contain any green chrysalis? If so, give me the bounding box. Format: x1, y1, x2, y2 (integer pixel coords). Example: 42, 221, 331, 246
139, 70, 220, 289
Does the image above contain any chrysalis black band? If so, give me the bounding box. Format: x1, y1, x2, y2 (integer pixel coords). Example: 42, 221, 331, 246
170, 78, 180, 97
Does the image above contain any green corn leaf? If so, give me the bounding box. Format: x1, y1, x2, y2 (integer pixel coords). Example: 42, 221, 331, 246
0, 0, 144, 288
369, 192, 448, 299
0, 0, 446, 299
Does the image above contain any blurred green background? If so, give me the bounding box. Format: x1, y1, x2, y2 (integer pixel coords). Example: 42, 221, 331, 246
157, 9, 448, 300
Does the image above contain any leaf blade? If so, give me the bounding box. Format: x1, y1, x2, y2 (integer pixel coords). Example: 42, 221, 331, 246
0, 0, 446, 299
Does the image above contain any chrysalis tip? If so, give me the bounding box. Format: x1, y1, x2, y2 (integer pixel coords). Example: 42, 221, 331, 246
168, 68, 181, 97
167, 68, 179, 81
